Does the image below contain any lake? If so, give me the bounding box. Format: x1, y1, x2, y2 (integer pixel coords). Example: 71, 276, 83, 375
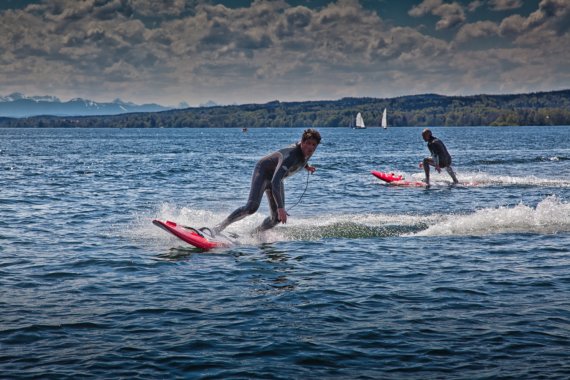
1, 126, 570, 379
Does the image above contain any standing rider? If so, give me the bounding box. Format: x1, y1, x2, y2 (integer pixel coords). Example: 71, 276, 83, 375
419, 128, 458, 187
211, 129, 321, 235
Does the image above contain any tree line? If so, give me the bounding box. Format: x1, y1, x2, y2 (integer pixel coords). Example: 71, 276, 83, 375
1, 89, 569, 128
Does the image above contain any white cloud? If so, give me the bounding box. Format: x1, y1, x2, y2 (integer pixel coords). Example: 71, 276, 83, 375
449, 0, 570, 94
409, 0, 444, 17
496, 0, 570, 43
455, 20, 500, 44
499, 14, 527, 36
130, 0, 188, 17
468, 1, 484, 12
409, 0, 466, 30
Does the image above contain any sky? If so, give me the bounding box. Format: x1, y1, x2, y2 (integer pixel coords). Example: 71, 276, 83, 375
1, 0, 569, 107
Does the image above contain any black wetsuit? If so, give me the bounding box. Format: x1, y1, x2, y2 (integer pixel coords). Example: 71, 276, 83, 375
215, 143, 309, 233
427, 136, 452, 168
423, 135, 458, 185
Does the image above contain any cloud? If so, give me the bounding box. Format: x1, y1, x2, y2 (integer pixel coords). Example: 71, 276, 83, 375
528, 0, 570, 35
497, 0, 570, 42
409, 0, 466, 30
455, 20, 500, 44
450, 0, 570, 94
130, 0, 188, 17
467, 1, 484, 12
488, 0, 523, 11
408, 0, 443, 17
0, 0, 568, 105
450, 44, 569, 94
498, 14, 527, 36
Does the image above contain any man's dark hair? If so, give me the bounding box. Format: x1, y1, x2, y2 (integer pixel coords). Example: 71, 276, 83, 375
302, 128, 321, 144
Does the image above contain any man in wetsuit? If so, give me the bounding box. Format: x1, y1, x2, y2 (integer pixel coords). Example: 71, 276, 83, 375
419, 128, 458, 187
211, 129, 321, 235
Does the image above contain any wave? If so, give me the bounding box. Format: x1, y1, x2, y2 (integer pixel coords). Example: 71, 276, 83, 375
286, 197, 570, 239
130, 204, 435, 247
393, 171, 570, 188
280, 213, 432, 240
475, 156, 569, 165
414, 196, 570, 237
131, 196, 570, 250
465, 172, 570, 188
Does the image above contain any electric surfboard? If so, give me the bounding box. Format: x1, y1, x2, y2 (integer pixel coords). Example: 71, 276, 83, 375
372, 170, 478, 188
152, 219, 236, 250
371, 170, 426, 187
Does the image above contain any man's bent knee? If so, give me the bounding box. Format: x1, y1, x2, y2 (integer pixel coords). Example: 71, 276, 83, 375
244, 201, 260, 215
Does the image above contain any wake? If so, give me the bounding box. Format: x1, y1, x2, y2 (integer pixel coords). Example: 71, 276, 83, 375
132, 196, 570, 250
385, 171, 570, 188
415, 195, 570, 237
284, 196, 570, 239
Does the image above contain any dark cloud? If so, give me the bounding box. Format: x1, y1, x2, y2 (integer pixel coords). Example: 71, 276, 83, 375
535, 0, 570, 35
0, 0, 568, 105
275, 6, 312, 38
488, 0, 523, 11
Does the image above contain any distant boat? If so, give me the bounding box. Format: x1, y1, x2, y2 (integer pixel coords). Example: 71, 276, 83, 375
355, 112, 366, 129
242, 127, 248, 132
381, 108, 387, 129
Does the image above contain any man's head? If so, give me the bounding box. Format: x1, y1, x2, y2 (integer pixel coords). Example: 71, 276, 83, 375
422, 128, 432, 142
302, 128, 321, 144
300, 128, 321, 159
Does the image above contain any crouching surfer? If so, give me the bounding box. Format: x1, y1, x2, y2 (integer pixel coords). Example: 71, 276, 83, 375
207, 128, 321, 236
419, 128, 458, 187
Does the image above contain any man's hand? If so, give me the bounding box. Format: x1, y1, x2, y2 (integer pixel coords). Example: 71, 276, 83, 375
435, 165, 441, 173
305, 165, 316, 174
277, 208, 288, 224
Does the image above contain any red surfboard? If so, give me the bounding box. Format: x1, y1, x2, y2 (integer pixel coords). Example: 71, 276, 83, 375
371, 170, 426, 187
152, 220, 234, 250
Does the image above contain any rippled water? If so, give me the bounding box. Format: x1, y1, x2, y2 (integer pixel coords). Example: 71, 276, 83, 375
1, 126, 570, 379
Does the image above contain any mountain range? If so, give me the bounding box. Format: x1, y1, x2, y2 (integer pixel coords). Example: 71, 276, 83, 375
0, 93, 175, 117
1, 89, 569, 128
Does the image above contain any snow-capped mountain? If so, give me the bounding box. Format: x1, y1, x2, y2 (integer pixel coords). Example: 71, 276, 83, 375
0, 93, 173, 117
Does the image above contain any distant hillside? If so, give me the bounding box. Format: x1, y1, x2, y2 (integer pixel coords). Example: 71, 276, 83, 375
0, 92, 173, 117
1, 90, 569, 128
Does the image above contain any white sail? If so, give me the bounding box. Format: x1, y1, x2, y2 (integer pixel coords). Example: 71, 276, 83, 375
381, 108, 387, 129
355, 112, 366, 129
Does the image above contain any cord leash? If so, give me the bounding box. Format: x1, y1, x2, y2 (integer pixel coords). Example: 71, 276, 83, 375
286, 171, 311, 214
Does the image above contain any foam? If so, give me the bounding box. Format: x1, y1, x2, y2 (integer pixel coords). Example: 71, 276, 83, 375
415, 196, 570, 237
403, 171, 570, 188
131, 195, 570, 248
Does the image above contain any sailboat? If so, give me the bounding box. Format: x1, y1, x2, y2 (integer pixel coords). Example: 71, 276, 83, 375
355, 112, 366, 129
381, 108, 387, 129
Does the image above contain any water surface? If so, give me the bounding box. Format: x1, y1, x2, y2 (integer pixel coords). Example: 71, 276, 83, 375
1, 126, 570, 379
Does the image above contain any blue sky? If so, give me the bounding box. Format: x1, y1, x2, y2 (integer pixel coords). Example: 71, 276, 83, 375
1, 0, 568, 106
